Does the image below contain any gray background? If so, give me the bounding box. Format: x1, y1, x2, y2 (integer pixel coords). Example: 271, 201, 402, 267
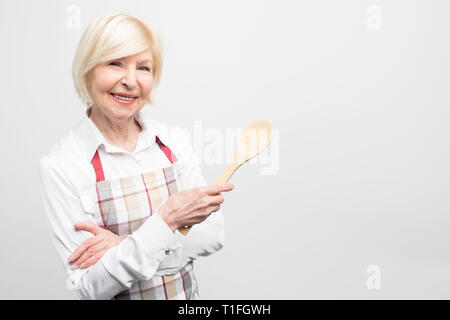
1, 0, 449, 299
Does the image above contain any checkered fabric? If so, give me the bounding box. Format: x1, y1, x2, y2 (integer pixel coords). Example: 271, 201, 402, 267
91, 135, 199, 300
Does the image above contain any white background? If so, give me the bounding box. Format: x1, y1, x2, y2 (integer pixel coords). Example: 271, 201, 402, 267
1, 0, 449, 299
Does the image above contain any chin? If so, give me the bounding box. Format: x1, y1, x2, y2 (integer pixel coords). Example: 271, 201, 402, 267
113, 108, 138, 118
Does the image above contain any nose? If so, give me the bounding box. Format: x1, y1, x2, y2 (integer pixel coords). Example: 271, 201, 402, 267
121, 66, 138, 89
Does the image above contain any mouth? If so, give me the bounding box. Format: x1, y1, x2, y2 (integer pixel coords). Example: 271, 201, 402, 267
109, 92, 139, 105
110, 92, 138, 101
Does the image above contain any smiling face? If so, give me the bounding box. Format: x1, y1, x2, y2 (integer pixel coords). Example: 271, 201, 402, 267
88, 50, 154, 121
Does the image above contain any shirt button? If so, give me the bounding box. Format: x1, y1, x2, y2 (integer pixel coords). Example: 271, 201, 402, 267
165, 249, 171, 255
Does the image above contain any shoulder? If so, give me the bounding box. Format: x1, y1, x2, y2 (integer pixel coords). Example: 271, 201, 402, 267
42, 132, 77, 163
41, 124, 82, 165
39, 118, 93, 190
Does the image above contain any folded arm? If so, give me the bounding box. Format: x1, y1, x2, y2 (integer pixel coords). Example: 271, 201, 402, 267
39, 155, 181, 300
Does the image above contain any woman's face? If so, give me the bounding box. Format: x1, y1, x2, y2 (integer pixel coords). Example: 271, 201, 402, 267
89, 50, 154, 121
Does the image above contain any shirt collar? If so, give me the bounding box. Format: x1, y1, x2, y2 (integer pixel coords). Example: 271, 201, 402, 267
75, 108, 158, 163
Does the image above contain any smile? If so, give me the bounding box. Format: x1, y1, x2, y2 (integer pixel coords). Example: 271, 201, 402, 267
110, 93, 138, 105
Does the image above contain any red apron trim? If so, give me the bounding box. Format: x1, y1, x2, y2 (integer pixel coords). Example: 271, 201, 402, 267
162, 276, 168, 299
156, 135, 178, 164
91, 150, 105, 182
91, 135, 177, 182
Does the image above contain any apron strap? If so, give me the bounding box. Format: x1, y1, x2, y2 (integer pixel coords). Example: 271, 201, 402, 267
91, 135, 178, 182
155, 135, 178, 164
91, 149, 105, 182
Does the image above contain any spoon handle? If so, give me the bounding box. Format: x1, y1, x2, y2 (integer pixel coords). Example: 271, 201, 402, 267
177, 163, 239, 236
214, 163, 238, 184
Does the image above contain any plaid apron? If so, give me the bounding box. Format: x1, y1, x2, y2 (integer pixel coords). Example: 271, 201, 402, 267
90, 135, 199, 300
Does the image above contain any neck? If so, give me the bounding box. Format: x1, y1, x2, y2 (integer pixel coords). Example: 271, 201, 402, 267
88, 106, 142, 152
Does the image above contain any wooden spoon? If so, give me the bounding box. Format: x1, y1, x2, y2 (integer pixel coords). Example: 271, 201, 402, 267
178, 120, 273, 236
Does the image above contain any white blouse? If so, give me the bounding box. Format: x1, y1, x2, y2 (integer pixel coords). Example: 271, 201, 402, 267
39, 109, 224, 300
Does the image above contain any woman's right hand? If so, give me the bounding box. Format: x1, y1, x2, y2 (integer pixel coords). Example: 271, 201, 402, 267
158, 183, 234, 232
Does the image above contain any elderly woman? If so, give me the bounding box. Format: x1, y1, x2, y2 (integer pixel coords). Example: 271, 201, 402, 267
39, 12, 233, 300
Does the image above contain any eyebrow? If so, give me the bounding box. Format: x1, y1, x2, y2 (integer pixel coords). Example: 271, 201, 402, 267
138, 59, 153, 64
113, 58, 153, 64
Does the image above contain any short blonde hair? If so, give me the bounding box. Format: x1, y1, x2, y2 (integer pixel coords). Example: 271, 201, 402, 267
72, 12, 163, 107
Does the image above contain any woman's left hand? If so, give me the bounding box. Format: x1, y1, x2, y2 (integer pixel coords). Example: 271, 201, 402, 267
68, 221, 125, 269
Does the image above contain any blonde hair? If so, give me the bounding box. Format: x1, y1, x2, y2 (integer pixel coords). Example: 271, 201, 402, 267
72, 12, 163, 107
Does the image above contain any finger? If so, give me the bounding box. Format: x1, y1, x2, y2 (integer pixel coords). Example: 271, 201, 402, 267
74, 241, 107, 267
80, 249, 108, 269
68, 236, 102, 263
76, 242, 107, 267
74, 221, 101, 236
205, 183, 234, 195
208, 194, 224, 205
209, 205, 221, 213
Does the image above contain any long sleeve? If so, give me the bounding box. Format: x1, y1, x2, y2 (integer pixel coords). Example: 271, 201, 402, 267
39, 155, 182, 300
175, 130, 225, 261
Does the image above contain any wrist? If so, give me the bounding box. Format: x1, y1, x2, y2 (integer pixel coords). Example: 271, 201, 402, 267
158, 204, 178, 232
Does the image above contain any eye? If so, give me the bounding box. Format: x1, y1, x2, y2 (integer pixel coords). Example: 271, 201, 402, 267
139, 66, 152, 72
109, 61, 121, 67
